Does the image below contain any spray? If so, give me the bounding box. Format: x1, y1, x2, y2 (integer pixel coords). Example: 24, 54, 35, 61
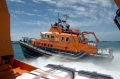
24, 51, 120, 79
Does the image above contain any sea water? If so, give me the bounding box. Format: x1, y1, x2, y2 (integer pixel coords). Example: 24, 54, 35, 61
13, 42, 120, 79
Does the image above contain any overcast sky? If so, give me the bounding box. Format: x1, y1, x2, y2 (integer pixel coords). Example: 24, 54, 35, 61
7, 0, 120, 41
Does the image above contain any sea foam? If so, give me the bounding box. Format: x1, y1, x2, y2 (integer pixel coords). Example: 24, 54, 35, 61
25, 51, 120, 79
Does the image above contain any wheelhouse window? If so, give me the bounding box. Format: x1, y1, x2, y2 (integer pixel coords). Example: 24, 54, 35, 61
42, 34, 46, 38
78, 35, 81, 43
61, 37, 64, 41
66, 37, 69, 42
46, 35, 49, 39
114, 16, 120, 30
51, 35, 54, 39
116, 16, 120, 25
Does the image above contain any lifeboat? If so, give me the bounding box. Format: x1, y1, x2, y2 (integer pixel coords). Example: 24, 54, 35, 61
19, 14, 114, 61
0, 0, 114, 78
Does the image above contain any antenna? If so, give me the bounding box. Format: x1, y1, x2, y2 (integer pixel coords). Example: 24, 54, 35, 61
58, 12, 59, 25
64, 10, 69, 22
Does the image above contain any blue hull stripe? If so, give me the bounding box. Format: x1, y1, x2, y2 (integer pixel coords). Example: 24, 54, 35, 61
20, 43, 80, 58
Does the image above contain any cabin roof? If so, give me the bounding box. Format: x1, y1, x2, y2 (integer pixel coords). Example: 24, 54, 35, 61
41, 32, 77, 36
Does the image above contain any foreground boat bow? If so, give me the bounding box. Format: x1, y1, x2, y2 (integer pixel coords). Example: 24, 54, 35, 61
16, 64, 113, 79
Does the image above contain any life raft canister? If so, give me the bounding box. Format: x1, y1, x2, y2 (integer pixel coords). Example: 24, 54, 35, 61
82, 38, 88, 44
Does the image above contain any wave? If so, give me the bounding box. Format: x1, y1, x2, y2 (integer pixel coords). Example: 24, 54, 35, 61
24, 50, 120, 79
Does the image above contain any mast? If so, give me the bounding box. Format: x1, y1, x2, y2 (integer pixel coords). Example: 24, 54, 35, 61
58, 12, 59, 25
64, 10, 69, 23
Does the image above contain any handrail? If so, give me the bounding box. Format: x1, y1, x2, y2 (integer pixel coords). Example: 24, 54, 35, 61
81, 31, 99, 42
68, 31, 78, 52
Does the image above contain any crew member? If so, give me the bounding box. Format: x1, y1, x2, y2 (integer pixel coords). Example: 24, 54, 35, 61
54, 22, 58, 26
66, 24, 70, 31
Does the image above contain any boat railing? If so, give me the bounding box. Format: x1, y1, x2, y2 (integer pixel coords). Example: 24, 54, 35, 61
20, 37, 40, 49
87, 41, 97, 47
20, 37, 37, 44
78, 42, 97, 54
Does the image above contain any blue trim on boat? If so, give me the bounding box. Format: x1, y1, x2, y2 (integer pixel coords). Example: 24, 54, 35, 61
20, 43, 82, 58
21, 45, 42, 58
37, 45, 79, 55
20, 43, 51, 58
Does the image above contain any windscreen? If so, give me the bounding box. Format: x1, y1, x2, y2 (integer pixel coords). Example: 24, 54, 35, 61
116, 16, 120, 24
114, 16, 120, 30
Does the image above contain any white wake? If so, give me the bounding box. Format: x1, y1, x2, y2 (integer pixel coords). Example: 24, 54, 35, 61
24, 51, 120, 79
